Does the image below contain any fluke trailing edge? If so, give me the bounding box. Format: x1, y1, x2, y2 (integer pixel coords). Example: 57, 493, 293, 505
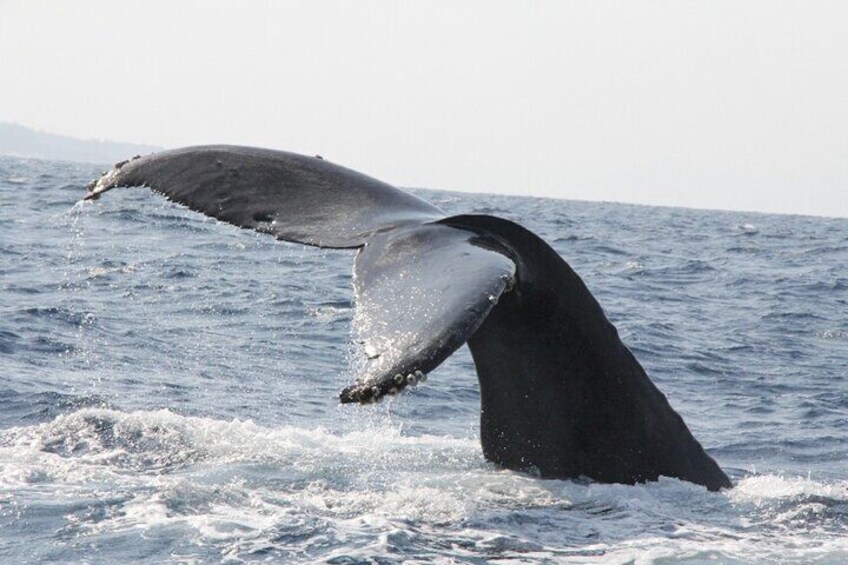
86, 145, 732, 491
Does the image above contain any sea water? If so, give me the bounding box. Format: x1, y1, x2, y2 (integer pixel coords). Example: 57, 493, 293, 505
1, 156, 847, 563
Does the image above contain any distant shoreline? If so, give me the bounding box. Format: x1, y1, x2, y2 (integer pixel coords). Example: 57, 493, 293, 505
0, 122, 161, 165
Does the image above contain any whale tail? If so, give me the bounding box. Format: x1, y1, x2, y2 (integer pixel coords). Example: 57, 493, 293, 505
86, 145, 731, 491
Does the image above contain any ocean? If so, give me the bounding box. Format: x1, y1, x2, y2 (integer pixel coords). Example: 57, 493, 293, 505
1, 155, 847, 563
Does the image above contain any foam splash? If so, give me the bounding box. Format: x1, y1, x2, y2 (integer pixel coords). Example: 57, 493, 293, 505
2, 408, 848, 562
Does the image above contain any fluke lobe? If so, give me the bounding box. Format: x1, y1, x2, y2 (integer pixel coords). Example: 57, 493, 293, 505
86, 145, 732, 492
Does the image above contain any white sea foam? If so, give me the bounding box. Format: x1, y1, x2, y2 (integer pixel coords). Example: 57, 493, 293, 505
2, 408, 847, 563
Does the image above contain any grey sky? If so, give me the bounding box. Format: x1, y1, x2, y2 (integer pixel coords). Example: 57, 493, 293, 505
2, 1, 846, 217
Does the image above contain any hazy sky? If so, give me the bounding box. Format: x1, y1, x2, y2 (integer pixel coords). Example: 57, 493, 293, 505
2, 1, 847, 217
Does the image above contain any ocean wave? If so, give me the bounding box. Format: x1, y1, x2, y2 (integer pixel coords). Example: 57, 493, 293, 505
3, 158, 848, 562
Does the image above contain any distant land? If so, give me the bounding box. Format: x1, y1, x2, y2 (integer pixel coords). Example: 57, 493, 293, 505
0, 122, 161, 165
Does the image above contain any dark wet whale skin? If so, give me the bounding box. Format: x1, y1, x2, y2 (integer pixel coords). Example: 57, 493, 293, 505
444, 215, 731, 491
87, 145, 731, 491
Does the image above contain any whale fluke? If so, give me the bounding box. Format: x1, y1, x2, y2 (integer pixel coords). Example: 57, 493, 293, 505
343, 223, 515, 403
86, 145, 441, 248
86, 145, 732, 491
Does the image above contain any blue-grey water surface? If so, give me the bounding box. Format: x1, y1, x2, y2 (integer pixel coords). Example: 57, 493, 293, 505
1, 156, 847, 563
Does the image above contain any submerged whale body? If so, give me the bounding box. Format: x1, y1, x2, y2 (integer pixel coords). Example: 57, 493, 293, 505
86, 145, 732, 492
